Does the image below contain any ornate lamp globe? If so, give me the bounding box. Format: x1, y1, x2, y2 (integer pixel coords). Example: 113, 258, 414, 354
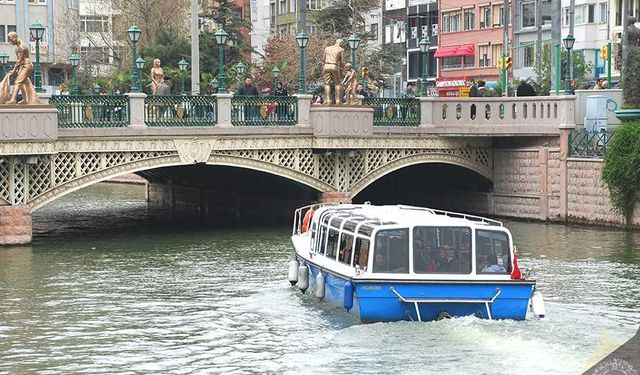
419, 38, 430, 53
235, 61, 246, 75
135, 57, 145, 70
563, 34, 575, 50
126, 25, 142, 43
347, 34, 361, 50
296, 32, 309, 48
68, 54, 80, 67
178, 59, 188, 71
214, 29, 229, 45
272, 66, 280, 78
29, 22, 46, 40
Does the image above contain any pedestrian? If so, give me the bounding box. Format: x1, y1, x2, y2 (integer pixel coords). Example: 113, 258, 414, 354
516, 77, 536, 96
236, 77, 259, 121
400, 83, 415, 120
274, 82, 289, 119
477, 81, 487, 97
469, 78, 479, 97
355, 83, 370, 98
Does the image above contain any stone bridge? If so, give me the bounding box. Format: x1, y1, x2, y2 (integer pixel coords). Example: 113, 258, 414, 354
0, 94, 585, 244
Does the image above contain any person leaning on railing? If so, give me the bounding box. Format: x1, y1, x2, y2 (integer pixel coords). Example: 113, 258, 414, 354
236, 77, 259, 122
274, 82, 289, 119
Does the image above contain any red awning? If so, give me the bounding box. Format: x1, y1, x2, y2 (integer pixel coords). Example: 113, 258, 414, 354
434, 44, 475, 58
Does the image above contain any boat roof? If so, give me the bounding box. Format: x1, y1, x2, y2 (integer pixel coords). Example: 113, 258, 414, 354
314, 204, 504, 230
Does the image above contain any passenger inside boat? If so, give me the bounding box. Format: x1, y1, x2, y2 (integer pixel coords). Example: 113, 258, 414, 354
338, 235, 354, 264
372, 230, 409, 273
476, 230, 511, 274
353, 238, 369, 270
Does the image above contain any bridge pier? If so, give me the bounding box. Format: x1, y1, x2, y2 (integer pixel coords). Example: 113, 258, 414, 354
0, 206, 31, 245
319, 192, 352, 204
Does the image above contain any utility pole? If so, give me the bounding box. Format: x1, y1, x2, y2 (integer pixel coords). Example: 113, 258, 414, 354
502, 0, 509, 96
535, 0, 542, 84
191, 0, 200, 94
621, 0, 628, 82
569, 0, 574, 83
298, 0, 307, 33
551, 0, 561, 94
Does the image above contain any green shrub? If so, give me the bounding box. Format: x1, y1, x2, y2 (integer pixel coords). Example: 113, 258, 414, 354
602, 120, 640, 224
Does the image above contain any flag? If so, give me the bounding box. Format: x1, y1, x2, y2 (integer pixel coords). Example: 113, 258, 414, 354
511, 253, 522, 279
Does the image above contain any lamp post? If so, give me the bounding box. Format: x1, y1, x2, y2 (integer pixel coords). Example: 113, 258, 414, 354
418, 38, 430, 97
29, 22, 46, 93
563, 34, 575, 94
178, 59, 188, 94
347, 34, 360, 70
235, 61, 246, 86
127, 25, 142, 92
214, 29, 228, 93
272, 66, 280, 90
135, 57, 145, 92
92, 83, 100, 95
68, 54, 80, 95
211, 78, 219, 94
0, 52, 8, 78
295, 32, 308, 94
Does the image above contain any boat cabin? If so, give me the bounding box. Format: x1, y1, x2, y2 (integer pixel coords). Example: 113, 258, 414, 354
304, 205, 514, 277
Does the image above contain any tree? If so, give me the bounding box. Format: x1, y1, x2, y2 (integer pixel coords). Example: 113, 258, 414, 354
532, 44, 593, 95
199, 0, 253, 83
314, 0, 378, 37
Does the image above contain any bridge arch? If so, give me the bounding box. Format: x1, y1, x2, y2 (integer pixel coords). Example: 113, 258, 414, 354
349, 152, 493, 197
28, 154, 335, 212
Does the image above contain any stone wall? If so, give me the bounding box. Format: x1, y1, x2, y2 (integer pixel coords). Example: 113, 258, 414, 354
493, 149, 544, 219
0, 206, 31, 245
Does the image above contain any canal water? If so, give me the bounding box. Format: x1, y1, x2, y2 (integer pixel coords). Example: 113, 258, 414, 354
0, 183, 638, 374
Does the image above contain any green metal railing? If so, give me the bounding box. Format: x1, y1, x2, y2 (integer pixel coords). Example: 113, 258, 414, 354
362, 98, 420, 126
51, 95, 128, 128
231, 96, 297, 126
145, 95, 217, 127
569, 129, 615, 158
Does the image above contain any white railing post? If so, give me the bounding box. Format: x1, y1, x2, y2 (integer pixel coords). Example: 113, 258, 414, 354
419, 97, 435, 126
126, 92, 147, 128
295, 94, 313, 127
215, 93, 233, 127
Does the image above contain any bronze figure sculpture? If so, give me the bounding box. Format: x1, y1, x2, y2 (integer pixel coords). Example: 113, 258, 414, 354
150, 59, 164, 95
342, 62, 357, 105
0, 32, 40, 104
322, 39, 345, 104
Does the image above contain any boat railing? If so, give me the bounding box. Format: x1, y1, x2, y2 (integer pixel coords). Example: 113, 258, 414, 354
292, 203, 331, 235
397, 205, 503, 227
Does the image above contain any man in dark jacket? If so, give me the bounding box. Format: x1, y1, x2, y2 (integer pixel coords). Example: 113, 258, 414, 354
516, 77, 536, 96
236, 77, 259, 121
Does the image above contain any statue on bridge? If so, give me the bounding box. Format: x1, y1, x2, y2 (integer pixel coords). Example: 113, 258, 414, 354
322, 39, 345, 105
149, 59, 165, 95
0, 32, 40, 104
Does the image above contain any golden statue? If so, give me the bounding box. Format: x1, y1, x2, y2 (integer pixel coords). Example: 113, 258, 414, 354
150, 59, 164, 95
0, 32, 39, 104
322, 39, 345, 104
342, 63, 357, 105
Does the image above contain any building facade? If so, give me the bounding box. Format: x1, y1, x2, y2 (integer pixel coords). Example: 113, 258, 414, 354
0, 0, 78, 92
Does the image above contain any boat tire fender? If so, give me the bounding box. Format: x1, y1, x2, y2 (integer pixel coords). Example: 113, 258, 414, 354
343, 281, 354, 311
297, 264, 309, 294
531, 291, 546, 318
315, 271, 325, 299
288, 259, 300, 286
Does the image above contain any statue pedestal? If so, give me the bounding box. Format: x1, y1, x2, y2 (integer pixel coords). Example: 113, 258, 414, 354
0, 105, 57, 141
309, 105, 373, 137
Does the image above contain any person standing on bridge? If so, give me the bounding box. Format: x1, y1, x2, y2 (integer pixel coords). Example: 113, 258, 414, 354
236, 77, 260, 121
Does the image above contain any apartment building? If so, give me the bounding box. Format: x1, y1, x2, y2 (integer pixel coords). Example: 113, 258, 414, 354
611, 0, 640, 79
270, 0, 323, 36
250, 0, 271, 62
0, 0, 79, 91
406, 0, 438, 91
382, 0, 407, 96
436, 0, 512, 95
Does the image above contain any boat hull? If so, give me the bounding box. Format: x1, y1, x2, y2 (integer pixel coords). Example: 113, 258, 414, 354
303, 260, 534, 322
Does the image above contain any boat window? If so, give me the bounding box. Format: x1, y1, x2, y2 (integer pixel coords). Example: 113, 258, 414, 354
310, 222, 317, 250
326, 229, 340, 260
413, 226, 472, 274
476, 230, 511, 274
344, 221, 357, 232
338, 233, 354, 264
330, 217, 343, 228
358, 224, 374, 237
316, 223, 327, 254
353, 238, 370, 270
373, 229, 409, 274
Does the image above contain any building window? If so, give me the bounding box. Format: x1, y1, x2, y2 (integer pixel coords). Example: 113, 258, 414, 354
28, 0, 47, 3
479, 45, 490, 67
541, 0, 552, 25
599, 2, 607, 23
369, 23, 378, 40
587, 4, 595, 23
463, 8, 475, 31
563, 6, 569, 26
80, 16, 109, 33
480, 6, 491, 28
523, 44, 534, 67
575, 5, 584, 24
279, 0, 286, 14
80, 45, 111, 64
7, 25, 16, 35
491, 43, 503, 66
289, 0, 296, 13
521, 1, 535, 28
307, 0, 321, 10
0, 25, 5, 43
443, 11, 461, 33
442, 56, 462, 69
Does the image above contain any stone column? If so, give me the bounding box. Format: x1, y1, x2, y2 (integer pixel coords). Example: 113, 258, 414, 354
37, 93, 51, 105
558, 126, 573, 221
295, 94, 313, 127
126, 92, 147, 128
419, 97, 435, 126
319, 192, 352, 204
0, 206, 32, 245
215, 93, 233, 127
539, 147, 549, 220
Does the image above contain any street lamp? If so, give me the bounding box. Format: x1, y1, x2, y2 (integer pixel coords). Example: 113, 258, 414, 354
214, 29, 228, 93
418, 37, 430, 97
563, 34, 575, 94
235, 61, 246, 78
135, 57, 145, 92
68, 54, 80, 95
0, 51, 8, 78
211, 78, 219, 94
127, 25, 142, 92
29, 22, 46, 92
347, 34, 361, 70
272, 66, 280, 90
92, 83, 100, 95
178, 59, 188, 95
295, 32, 309, 94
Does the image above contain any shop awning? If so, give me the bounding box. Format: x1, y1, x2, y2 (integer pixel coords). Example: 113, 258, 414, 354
434, 44, 475, 58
